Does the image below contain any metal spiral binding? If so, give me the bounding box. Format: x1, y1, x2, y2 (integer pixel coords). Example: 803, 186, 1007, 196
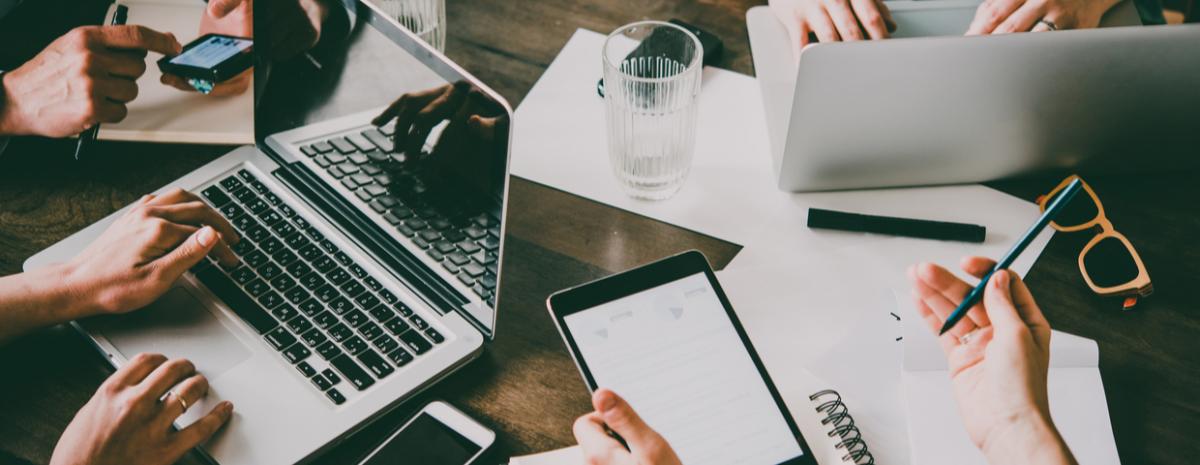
809, 389, 875, 465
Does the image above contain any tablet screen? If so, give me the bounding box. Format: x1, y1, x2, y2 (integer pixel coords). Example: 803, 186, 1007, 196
562, 272, 805, 465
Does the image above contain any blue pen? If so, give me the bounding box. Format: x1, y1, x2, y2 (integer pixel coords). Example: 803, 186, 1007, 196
938, 178, 1084, 335
74, 4, 128, 161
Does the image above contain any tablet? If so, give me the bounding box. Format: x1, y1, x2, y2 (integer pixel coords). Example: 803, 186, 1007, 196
547, 250, 816, 465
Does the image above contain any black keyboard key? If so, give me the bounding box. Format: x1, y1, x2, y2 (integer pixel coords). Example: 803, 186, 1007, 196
481, 274, 497, 290
297, 361, 317, 377
314, 311, 339, 329
317, 341, 342, 360
245, 278, 270, 297
232, 187, 257, 204
315, 284, 340, 302
410, 315, 429, 330
274, 221, 297, 237
271, 274, 297, 293
348, 153, 369, 165
283, 343, 311, 363
329, 297, 354, 315
481, 235, 500, 251
259, 237, 284, 255
368, 304, 395, 323
311, 373, 332, 390
244, 250, 269, 268
300, 145, 317, 157
434, 241, 457, 254
221, 176, 244, 191
298, 244, 322, 261
337, 162, 360, 176
221, 203, 246, 222
325, 152, 347, 164
285, 231, 309, 249
344, 309, 368, 327
379, 290, 398, 304
382, 211, 403, 225
328, 166, 346, 179
231, 267, 256, 285
246, 199, 269, 215
349, 265, 368, 279
259, 263, 283, 281
203, 186, 233, 207
265, 327, 296, 350
340, 280, 366, 298
272, 248, 299, 267
373, 334, 400, 354
387, 347, 414, 367
237, 169, 256, 182
355, 293, 379, 309
346, 133, 375, 152
279, 204, 297, 218
458, 240, 482, 254
385, 317, 411, 335
369, 199, 389, 213
313, 141, 334, 153
357, 349, 394, 379
343, 335, 368, 355
297, 296, 321, 314
326, 388, 346, 405
287, 314, 313, 334
399, 330, 432, 355
329, 323, 353, 342
251, 180, 269, 193
364, 277, 382, 291
446, 252, 470, 266
363, 128, 394, 152
270, 303, 298, 321
313, 256, 338, 273
359, 321, 384, 340
335, 251, 353, 266
195, 266, 277, 334
395, 304, 414, 317
301, 272, 327, 291
314, 154, 331, 168
363, 184, 387, 197
331, 137, 356, 154
319, 238, 337, 253
424, 328, 444, 344
265, 192, 283, 206
331, 354, 375, 390
302, 328, 328, 347
419, 230, 442, 242
322, 368, 342, 386
260, 210, 283, 227
328, 268, 352, 285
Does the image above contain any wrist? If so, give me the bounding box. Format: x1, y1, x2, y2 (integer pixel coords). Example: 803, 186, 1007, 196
982, 409, 1076, 465
39, 261, 105, 321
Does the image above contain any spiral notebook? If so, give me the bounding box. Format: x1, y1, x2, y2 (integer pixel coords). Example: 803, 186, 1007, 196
508, 389, 877, 465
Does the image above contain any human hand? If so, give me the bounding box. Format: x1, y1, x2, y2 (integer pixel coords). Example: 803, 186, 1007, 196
966, 0, 1122, 34
63, 189, 240, 317
768, 0, 895, 59
0, 25, 181, 137
49, 353, 234, 465
160, 0, 254, 97
573, 389, 682, 465
909, 258, 1077, 464
206, 0, 329, 60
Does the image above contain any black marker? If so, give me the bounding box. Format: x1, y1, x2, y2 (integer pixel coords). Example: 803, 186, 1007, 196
807, 208, 986, 243
75, 4, 128, 161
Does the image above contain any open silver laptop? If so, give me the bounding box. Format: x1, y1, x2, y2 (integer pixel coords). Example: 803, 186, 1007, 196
748, 2, 1200, 191
24, 2, 511, 464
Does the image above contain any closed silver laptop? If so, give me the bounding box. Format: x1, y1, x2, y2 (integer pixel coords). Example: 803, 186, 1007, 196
24, 2, 511, 463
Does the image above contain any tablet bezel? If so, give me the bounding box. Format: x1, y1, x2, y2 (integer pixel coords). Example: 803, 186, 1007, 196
546, 250, 817, 465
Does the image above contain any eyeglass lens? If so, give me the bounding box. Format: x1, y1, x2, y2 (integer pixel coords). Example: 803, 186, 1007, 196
1083, 236, 1140, 288
1047, 184, 1100, 228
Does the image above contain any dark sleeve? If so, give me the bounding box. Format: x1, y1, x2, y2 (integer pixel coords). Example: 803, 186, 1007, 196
308, 0, 357, 58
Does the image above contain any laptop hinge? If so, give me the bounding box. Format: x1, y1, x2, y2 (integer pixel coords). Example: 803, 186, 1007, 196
272, 163, 470, 318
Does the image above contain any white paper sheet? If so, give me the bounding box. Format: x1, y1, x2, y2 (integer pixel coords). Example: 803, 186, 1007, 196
508, 446, 583, 465
99, 0, 254, 144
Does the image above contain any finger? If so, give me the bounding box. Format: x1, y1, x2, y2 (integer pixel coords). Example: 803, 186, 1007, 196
823, 0, 865, 41
137, 358, 196, 400
912, 295, 961, 355
960, 256, 998, 279
93, 77, 139, 104
97, 25, 182, 56
152, 226, 222, 279
91, 52, 148, 80
993, 2, 1046, 33
160, 374, 209, 423
92, 99, 129, 124
876, 0, 897, 33
1004, 272, 1052, 349
105, 353, 168, 388
146, 201, 240, 246
808, 4, 841, 42
797, 20, 812, 50
161, 73, 196, 92
573, 413, 630, 464
913, 263, 992, 329
204, 69, 253, 97
207, 0, 244, 18
967, 0, 1024, 35
171, 401, 234, 454
146, 187, 203, 207
981, 270, 1027, 336
594, 389, 672, 461
850, 0, 890, 39
1030, 21, 1052, 32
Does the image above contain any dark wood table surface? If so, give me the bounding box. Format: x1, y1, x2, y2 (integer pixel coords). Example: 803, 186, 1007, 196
1, 1, 1197, 464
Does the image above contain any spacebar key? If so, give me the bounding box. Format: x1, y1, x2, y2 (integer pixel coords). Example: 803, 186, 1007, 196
331, 354, 375, 391
195, 266, 278, 334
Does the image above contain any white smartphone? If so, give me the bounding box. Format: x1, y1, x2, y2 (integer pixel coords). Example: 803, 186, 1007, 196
357, 401, 496, 465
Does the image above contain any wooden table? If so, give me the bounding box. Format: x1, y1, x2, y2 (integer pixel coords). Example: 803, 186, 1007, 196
1, 1, 1197, 464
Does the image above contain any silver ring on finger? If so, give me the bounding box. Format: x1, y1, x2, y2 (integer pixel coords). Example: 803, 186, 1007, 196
959, 328, 980, 345
1036, 19, 1058, 31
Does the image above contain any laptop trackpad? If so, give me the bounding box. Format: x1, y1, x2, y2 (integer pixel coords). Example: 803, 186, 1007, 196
94, 286, 252, 379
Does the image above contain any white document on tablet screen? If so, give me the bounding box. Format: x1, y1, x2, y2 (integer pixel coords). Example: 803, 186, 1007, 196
562, 273, 805, 465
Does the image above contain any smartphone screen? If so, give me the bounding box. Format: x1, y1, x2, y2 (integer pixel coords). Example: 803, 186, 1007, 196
169, 35, 252, 69
361, 413, 481, 465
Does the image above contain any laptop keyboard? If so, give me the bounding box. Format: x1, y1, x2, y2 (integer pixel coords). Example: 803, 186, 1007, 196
195, 168, 444, 406
298, 125, 501, 307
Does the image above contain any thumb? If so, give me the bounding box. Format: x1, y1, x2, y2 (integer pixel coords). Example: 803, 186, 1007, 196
207, 0, 244, 18
982, 271, 1023, 333
595, 389, 670, 459
155, 226, 219, 278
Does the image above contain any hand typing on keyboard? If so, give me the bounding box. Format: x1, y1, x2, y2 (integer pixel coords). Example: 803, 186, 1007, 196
63, 188, 241, 315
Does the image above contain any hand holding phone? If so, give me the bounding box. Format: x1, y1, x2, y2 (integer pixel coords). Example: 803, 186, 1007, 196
157, 34, 253, 95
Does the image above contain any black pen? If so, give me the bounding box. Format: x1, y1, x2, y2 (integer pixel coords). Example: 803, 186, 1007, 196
938, 178, 1084, 335
74, 4, 128, 161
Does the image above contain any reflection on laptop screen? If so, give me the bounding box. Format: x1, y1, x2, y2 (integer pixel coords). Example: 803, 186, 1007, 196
258, 2, 510, 335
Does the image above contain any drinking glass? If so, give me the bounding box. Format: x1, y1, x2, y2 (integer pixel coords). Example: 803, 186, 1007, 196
603, 21, 703, 200
377, 0, 446, 52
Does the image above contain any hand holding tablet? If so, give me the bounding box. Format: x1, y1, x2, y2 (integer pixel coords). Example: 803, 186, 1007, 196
548, 251, 817, 465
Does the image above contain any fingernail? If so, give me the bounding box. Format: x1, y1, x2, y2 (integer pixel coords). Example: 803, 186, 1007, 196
993, 271, 1008, 289
597, 392, 616, 413
198, 226, 217, 247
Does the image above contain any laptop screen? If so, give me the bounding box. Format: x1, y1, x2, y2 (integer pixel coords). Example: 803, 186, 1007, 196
256, 1, 511, 336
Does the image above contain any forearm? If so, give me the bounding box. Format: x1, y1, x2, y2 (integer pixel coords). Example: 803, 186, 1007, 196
982, 411, 1078, 465
0, 264, 93, 343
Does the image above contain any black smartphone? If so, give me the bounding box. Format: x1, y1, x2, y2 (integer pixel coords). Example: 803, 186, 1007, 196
157, 33, 253, 83
597, 19, 724, 97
